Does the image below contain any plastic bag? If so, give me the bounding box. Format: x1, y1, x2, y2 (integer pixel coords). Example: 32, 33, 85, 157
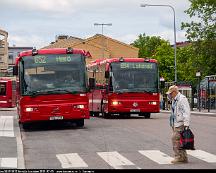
179, 128, 195, 150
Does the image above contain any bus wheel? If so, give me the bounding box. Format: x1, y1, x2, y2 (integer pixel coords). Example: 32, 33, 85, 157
22, 123, 31, 130
102, 111, 110, 119
144, 113, 151, 119
76, 119, 84, 127
93, 112, 100, 117
104, 113, 111, 119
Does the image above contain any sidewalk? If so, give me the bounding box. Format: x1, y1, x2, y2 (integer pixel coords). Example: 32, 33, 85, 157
190, 108, 216, 117
161, 108, 216, 117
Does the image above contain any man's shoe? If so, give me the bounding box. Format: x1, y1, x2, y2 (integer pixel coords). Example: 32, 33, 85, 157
171, 158, 188, 164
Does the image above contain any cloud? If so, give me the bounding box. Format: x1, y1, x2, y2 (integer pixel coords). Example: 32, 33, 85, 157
8, 34, 47, 48
113, 34, 138, 44
1, 0, 191, 48
1, 0, 71, 13
150, 30, 187, 44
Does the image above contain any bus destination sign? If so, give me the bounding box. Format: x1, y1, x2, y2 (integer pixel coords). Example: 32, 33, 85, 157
34, 55, 73, 64
120, 62, 154, 69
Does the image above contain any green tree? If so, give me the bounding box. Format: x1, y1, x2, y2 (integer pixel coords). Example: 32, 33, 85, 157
131, 33, 167, 58
177, 45, 197, 85
181, 0, 216, 77
182, 0, 216, 41
154, 42, 174, 82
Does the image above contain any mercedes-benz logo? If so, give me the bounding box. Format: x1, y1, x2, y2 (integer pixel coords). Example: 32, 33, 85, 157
133, 102, 138, 107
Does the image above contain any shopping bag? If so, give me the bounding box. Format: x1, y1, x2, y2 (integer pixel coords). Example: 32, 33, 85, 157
179, 128, 195, 150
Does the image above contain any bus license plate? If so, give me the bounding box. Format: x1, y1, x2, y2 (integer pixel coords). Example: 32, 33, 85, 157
130, 109, 140, 112
50, 116, 64, 120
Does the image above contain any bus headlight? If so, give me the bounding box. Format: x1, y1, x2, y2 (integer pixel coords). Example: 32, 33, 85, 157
25, 107, 38, 112
112, 101, 121, 105
25, 107, 34, 112
149, 101, 157, 105
74, 104, 85, 109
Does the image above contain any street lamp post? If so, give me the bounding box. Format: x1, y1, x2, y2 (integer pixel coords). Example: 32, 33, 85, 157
94, 23, 112, 58
140, 4, 177, 84
196, 71, 201, 112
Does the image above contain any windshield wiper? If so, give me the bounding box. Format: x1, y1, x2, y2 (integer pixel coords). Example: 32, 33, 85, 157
114, 88, 156, 93
28, 88, 85, 97
28, 90, 45, 97
46, 89, 80, 94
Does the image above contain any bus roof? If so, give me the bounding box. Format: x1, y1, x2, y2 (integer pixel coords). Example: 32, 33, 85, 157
15, 48, 91, 65
87, 57, 157, 68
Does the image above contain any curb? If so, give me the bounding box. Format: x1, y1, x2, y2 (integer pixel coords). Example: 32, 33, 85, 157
14, 114, 25, 169
161, 110, 216, 117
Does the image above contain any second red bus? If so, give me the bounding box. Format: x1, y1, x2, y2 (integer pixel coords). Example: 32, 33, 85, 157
87, 57, 160, 118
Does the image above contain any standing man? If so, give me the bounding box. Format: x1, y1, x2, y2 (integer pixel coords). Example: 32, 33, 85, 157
166, 85, 191, 164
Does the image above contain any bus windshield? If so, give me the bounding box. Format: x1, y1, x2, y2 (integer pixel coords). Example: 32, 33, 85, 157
20, 54, 87, 96
111, 62, 158, 93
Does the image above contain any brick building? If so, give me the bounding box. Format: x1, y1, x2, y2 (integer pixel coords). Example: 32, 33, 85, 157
43, 34, 139, 64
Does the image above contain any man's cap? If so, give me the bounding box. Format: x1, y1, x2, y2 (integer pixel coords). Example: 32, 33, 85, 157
166, 85, 178, 94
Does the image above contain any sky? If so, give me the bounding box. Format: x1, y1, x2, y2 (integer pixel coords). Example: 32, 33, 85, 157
0, 0, 192, 49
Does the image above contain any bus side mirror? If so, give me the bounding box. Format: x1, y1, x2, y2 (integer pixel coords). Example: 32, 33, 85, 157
13, 66, 18, 76
105, 85, 109, 93
89, 78, 96, 89
105, 71, 109, 78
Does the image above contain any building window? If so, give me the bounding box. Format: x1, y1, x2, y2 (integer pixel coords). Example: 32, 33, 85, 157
9, 54, 13, 59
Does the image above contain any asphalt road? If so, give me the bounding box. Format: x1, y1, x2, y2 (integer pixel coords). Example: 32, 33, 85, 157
0, 108, 216, 169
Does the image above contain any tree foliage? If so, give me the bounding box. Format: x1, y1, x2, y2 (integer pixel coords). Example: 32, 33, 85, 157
181, 0, 216, 41
131, 33, 175, 82
131, 0, 216, 86
154, 42, 174, 82
181, 0, 216, 78
131, 33, 167, 58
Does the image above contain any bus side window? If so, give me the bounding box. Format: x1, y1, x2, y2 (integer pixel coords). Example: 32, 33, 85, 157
0, 83, 6, 95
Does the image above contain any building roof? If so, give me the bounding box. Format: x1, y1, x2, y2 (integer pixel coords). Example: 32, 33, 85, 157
43, 36, 83, 49
43, 34, 138, 51
85, 34, 139, 51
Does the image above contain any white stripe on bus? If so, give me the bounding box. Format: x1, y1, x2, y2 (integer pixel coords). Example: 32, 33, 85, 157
97, 151, 135, 169
139, 150, 173, 164
56, 153, 88, 168
0, 101, 7, 103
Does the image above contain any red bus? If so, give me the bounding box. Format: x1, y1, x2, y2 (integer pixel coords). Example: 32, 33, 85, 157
87, 57, 160, 118
13, 48, 91, 129
0, 77, 16, 108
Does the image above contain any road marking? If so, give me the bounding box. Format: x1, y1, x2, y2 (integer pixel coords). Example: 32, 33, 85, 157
0, 116, 14, 137
0, 158, 17, 168
56, 153, 88, 168
97, 151, 135, 169
16, 125, 25, 168
139, 150, 173, 164
187, 150, 216, 163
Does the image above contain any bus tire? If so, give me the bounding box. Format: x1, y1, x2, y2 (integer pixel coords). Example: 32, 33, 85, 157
22, 123, 31, 130
103, 112, 110, 119
76, 119, 84, 127
144, 113, 151, 119
93, 112, 100, 117
101, 102, 110, 118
